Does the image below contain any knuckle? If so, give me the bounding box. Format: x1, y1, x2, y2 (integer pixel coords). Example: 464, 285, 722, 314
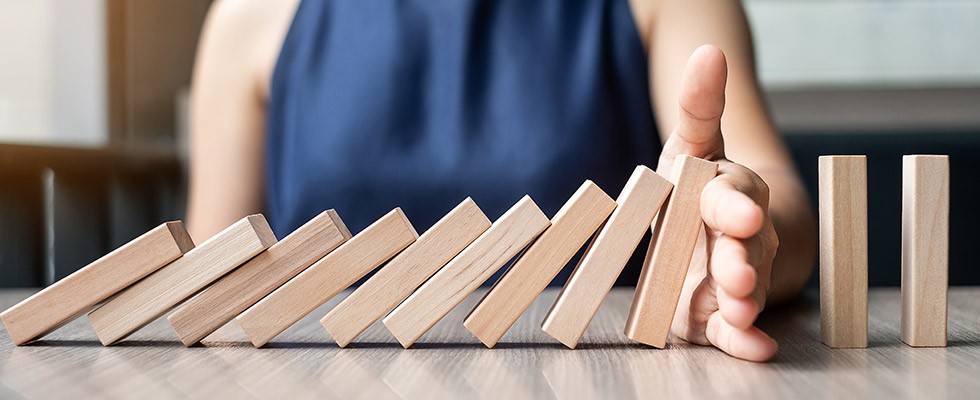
769, 232, 780, 251
755, 176, 771, 200
762, 224, 779, 251
735, 164, 770, 199
720, 162, 769, 199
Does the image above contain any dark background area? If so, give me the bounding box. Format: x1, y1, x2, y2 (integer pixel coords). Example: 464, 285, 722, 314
790, 131, 979, 287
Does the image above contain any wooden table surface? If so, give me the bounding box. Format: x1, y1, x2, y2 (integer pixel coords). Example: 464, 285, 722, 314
0, 287, 978, 399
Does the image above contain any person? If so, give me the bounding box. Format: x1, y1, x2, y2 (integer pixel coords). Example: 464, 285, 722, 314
186, 0, 816, 362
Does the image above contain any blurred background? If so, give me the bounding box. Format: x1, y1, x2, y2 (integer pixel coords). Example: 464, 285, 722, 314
0, 0, 978, 287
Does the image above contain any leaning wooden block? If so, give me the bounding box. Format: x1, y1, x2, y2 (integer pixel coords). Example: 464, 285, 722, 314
819, 155, 868, 348
383, 196, 550, 348
901, 155, 949, 347
168, 210, 352, 346
625, 155, 717, 348
463, 181, 616, 347
541, 165, 672, 348
321, 198, 490, 347
0, 222, 194, 345
236, 208, 418, 347
88, 215, 277, 345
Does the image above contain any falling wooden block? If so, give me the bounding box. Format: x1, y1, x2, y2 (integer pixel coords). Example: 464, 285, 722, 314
383, 196, 551, 348
168, 210, 352, 346
236, 208, 417, 347
819, 155, 868, 348
88, 215, 277, 345
541, 165, 672, 348
463, 182, 616, 347
625, 155, 717, 348
901, 155, 949, 347
0, 222, 194, 345
321, 198, 491, 347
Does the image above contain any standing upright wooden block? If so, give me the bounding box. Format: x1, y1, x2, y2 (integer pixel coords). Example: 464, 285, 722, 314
88, 215, 277, 345
541, 165, 673, 348
0, 222, 194, 345
819, 155, 868, 348
236, 208, 418, 348
463, 181, 616, 347
383, 196, 551, 348
901, 155, 949, 347
625, 155, 717, 348
321, 198, 491, 347
168, 210, 352, 346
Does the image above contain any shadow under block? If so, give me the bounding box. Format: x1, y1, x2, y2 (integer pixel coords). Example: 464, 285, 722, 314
625, 155, 718, 348
0, 222, 194, 345
168, 210, 352, 346
464, 182, 616, 348
321, 198, 491, 347
383, 196, 551, 348
819, 155, 869, 348
901, 155, 949, 347
88, 215, 277, 345
236, 208, 418, 348
541, 165, 672, 349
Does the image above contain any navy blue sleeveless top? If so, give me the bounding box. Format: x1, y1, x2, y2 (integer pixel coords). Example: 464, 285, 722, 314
266, 0, 660, 283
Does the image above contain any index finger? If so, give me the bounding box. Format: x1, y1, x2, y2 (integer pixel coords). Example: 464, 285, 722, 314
700, 177, 764, 239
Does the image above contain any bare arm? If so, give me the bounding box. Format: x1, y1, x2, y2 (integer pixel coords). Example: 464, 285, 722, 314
636, 0, 817, 304
186, 0, 298, 241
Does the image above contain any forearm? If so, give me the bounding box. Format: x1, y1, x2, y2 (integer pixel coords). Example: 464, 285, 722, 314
186, 1, 273, 242
757, 169, 817, 305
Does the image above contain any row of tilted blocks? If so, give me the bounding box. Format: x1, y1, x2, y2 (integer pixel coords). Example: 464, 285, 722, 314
2, 156, 715, 349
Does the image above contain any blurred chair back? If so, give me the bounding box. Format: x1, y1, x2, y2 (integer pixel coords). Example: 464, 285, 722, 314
0, 145, 182, 287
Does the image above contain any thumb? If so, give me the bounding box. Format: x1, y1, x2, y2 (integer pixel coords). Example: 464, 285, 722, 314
662, 45, 728, 164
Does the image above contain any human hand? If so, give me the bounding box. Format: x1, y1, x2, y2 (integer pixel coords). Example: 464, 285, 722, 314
658, 45, 779, 362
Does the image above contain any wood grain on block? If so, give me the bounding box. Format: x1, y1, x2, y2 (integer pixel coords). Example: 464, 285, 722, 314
0, 222, 194, 345
463, 182, 616, 348
541, 165, 672, 348
236, 208, 417, 348
901, 155, 949, 347
88, 215, 276, 345
168, 210, 352, 346
321, 198, 490, 347
819, 155, 869, 348
624, 155, 717, 348
383, 196, 550, 348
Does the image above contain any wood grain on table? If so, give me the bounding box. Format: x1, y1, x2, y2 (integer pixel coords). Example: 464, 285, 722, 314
1, 288, 978, 399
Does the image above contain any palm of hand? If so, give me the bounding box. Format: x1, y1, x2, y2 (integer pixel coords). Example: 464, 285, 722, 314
656, 45, 780, 362
670, 175, 779, 362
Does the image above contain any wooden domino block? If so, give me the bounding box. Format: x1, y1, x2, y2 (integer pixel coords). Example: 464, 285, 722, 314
236, 208, 417, 347
382, 196, 551, 348
0, 222, 194, 345
541, 165, 672, 348
625, 155, 717, 347
819, 155, 868, 348
88, 215, 277, 345
168, 210, 352, 346
901, 155, 949, 347
320, 198, 491, 347
463, 181, 616, 347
